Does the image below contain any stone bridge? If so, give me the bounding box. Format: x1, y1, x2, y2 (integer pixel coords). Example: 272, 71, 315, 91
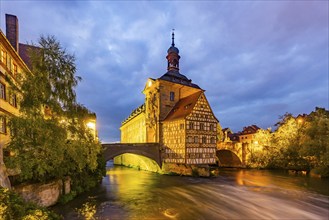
216, 142, 247, 167
102, 143, 162, 167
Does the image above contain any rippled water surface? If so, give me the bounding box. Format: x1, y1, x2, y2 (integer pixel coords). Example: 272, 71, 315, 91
56, 162, 329, 219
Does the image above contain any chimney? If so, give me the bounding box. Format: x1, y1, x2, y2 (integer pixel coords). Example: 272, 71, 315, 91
5, 14, 19, 51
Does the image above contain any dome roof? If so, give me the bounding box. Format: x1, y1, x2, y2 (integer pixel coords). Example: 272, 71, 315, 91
167, 45, 179, 54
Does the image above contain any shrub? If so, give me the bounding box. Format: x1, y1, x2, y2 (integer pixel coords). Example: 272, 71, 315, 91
0, 187, 61, 220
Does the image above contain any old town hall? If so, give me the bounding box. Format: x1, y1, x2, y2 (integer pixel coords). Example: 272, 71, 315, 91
120, 32, 219, 165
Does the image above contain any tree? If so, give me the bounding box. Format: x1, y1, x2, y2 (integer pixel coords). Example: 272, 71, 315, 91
300, 107, 329, 176
248, 128, 275, 168
5, 36, 105, 185
20, 36, 80, 116
271, 113, 309, 169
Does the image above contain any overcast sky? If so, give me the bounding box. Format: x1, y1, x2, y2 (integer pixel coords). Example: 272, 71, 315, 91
1, 1, 328, 142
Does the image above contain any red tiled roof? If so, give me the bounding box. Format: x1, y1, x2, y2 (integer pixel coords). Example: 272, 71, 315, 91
164, 91, 202, 121
241, 125, 260, 134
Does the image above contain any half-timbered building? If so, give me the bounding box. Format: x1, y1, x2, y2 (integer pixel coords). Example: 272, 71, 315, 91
120, 32, 219, 165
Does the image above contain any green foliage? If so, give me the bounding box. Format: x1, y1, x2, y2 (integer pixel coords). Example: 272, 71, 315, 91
217, 123, 224, 142
21, 36, 80, 115
192, 168, 200, 177
58, 191, 77, 205
5, 35, 105, 186
0, 187, 61, 220
76, 201, 97, 220
248, 107, 329, 177
6, 116, 67, 183
71, 153, 106, 194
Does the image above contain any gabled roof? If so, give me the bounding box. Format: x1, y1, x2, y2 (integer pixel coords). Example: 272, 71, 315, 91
164, 91, 202, 121
240, 125, 260, 135
222, 128, 233, 134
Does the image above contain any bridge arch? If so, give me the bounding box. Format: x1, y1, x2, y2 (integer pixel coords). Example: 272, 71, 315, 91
113, 153, 161, 173
216, 150, 242, 167
102, 143, 162, 169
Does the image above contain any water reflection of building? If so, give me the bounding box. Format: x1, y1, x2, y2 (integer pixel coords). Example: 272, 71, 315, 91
120, 32, 219, 165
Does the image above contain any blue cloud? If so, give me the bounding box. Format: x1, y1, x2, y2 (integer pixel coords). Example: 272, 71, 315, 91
1, 1, 328, 142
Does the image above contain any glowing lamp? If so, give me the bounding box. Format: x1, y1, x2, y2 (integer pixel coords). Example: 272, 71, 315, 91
86, 121, 96, 130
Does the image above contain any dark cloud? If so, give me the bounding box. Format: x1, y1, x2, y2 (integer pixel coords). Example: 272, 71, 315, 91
1, 1, 328, 142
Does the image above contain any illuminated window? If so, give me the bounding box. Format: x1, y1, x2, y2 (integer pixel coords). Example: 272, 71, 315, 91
13, 63, 17, 76
0, 116, 6, 133
189, 121, 194, 130
170, 92, 175, 101
1, 50, 7, 65
9, 93, 17, 107
194, 136, 199, 143
200, 123, 204, 130
0, 82, 5, 100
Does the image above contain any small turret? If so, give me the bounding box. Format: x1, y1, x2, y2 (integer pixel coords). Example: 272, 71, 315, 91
166, 30, 180, 71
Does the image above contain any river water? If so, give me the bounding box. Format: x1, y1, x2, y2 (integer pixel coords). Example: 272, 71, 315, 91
56, 161, 329, 219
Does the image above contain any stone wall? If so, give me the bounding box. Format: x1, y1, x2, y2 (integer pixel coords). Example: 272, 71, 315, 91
13, 177, 71, 207
162, 163, 210, 177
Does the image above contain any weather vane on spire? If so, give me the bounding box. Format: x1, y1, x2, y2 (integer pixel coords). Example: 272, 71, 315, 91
172, 29, 175, 46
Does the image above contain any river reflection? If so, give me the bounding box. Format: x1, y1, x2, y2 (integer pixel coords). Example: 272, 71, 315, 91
56, 163, 329, 219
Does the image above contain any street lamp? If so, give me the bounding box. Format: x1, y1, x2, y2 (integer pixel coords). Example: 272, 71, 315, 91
86, 121, 96, 130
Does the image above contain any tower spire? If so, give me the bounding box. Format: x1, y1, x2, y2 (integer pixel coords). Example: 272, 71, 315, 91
166, 29, 180, 71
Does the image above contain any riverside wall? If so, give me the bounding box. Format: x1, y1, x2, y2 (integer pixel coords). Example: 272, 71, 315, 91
13, 177, 71, 207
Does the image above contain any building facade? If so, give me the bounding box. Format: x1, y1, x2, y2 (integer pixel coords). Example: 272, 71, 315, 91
0, 15, 31, 188
120, 32, 219, 165
0, 22, 30, 155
